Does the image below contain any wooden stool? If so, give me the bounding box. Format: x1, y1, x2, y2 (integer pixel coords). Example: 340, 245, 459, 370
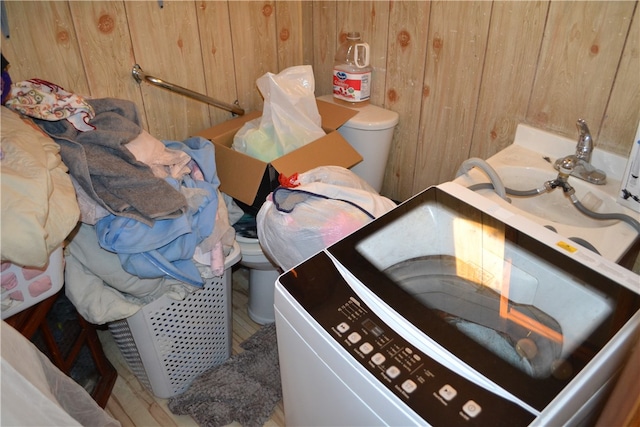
5, 290, 117, 408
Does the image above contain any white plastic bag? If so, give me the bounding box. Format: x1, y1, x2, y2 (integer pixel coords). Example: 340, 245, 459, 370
256, 166, 397, 271
233, 65, 326, 162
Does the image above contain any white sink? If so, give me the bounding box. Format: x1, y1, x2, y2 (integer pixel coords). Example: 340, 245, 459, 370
453, 125, 639, 263
478, 166, 622, 228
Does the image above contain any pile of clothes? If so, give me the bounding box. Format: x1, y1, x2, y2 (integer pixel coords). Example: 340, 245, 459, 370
4, 79, 235, 324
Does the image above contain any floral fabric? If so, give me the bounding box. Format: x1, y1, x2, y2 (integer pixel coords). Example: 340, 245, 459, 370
5, 79, 95, 131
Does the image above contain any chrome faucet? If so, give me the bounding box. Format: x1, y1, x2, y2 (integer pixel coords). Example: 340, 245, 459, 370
575, 119, 593, 162
554, 119, 607, 185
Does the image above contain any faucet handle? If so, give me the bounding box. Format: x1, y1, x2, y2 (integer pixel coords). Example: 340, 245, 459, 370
576, 118, 591, 139
575, 118, 593, 161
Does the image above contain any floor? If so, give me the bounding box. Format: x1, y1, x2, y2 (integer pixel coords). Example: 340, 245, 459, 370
98, 267, 285, 427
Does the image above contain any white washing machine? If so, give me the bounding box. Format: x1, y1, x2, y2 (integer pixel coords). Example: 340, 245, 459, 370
274, 182, 640, 426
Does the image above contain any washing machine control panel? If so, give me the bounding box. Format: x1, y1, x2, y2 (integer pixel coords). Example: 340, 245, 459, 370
330, 297, 537, 426
281, 254, 536, 426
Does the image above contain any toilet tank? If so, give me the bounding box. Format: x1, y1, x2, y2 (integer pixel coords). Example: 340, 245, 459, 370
317, 95, 399, 192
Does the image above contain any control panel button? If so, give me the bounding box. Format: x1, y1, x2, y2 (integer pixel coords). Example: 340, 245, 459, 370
337, 322, 350, 333
462, 400, 482, 418
371, 353, 386, 365
347, 332, 362, 343
359, 342, 374, 355
402, 379, 418, 394
386, 365, 401, 379
438, 384, 457, 401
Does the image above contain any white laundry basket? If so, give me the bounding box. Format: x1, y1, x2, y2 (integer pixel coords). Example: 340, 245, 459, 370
108, 242, 241, 398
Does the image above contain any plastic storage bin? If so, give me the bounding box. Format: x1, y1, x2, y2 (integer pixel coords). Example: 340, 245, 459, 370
108, 243, 241, 398
1, 246, 65, 320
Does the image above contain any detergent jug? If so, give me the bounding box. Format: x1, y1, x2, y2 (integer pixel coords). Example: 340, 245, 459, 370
333, 32, 371, 105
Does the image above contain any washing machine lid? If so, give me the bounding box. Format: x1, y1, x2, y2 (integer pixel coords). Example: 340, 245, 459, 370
317, 94, 399, 130
281, 182, 640, 413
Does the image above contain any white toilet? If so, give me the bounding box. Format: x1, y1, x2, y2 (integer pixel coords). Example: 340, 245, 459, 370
235, 234, 281, 325
237, 96, 399, 325
317, 94, 399, 192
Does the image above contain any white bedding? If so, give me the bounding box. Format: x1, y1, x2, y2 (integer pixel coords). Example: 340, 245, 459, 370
1, 321, 120, 426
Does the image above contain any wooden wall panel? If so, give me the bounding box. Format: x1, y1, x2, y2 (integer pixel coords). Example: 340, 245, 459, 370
599, 4, 640, 157
380, 1, 430, 200
300, 1, 315, 67
2, 0, 639, 209
469, 1, 548, 160
413, 1, 492, 195
2, 1, 88, 95
228, 1, 278, 112
196, 1, 241, 125
311, 1, 337, 96
527, 1, 635, 139
275, 1, 305, 70
68, 1, 147, 130
125, 1, 210, 140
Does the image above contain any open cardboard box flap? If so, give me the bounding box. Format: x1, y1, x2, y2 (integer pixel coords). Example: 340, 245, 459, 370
196, 99, 361, 207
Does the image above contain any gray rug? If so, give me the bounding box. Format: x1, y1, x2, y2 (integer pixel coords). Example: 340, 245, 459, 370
168, 322, 281, 427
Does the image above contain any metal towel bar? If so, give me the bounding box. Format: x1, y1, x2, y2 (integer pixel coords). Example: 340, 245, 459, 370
132, 64, 244, 116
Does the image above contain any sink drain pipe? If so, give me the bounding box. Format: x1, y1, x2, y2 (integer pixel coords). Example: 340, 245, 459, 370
570, 194, 640, 233
456, 158, 509, 201
467, 182, 640, 234
467, 182, 543, 196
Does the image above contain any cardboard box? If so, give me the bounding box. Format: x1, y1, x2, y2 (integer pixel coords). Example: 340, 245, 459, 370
196, 99, 362, 209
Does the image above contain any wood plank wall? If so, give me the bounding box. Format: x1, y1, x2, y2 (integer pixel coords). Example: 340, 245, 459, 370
2, 0, 638, 204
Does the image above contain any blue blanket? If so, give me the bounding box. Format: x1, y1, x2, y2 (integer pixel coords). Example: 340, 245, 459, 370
96, 136, 219, 286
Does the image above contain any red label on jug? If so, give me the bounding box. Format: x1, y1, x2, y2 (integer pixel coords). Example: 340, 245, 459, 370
333, 69, 371, 103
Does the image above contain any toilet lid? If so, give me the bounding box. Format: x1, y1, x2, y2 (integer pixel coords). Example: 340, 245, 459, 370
317, 94, 399, 130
